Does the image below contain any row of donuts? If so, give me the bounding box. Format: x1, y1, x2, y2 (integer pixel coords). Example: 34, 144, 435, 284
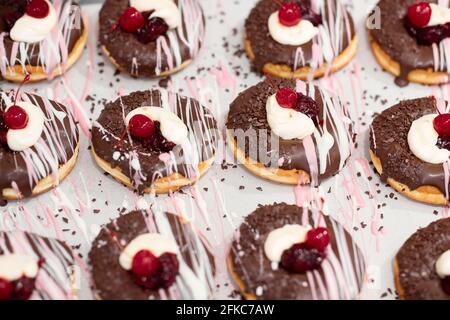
0, 0, 449, 300
1, 73, 450, 299
3, 0, 450, 88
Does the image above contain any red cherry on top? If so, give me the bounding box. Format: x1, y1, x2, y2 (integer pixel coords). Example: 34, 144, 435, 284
434, 114, 450, 137
306, 227, 330, 252
119, 7, 145, 33
3, 73, 30, 131
0, 278, 13, 300
408, 2, 432, 28
278, 2, 302, 27
26, 0, 50, 19
4, 106, 29, 130
128, 114, 155, 139
131, 250, 161, 278
276, 87, 298, 109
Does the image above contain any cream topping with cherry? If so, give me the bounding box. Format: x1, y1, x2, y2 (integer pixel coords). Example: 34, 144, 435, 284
0, 75, 45, 152
117, 0, 181, 44
408, 2, 450, 28
406, 2, 450, 45
0, 254, 40, 300
264, 224, 330, 273
125, 106, 188, 146
268, 2, 319, 46
0, 254, 39, 281
407, 114, 450, 164
264, 224, 311, 264
119, 233, 179, 270
266, 87, 318, 140
119, 233, 180, 290
10, 0, 57, 43
130, 0, 181, 29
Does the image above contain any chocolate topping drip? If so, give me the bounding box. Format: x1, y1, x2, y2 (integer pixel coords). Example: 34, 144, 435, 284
89, 210, 215, 300
226, 78, 354, 182
396, 218, 450, 300
0, 92, 79, 198
0, 0, 84, 76
369, 0, 448, 86
245, 0, 355, 72
370, 97, 449, 195
230, 203, 365, 300
91, 90, 218, 193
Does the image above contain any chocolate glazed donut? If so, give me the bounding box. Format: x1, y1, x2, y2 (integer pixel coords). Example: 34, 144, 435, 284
91, 90, 218, 194
89, 210, 216, 300
369, 0, 450, 86
369, 97, 449, 205
228, 203, 366, 300
0, 91, 80, 199
99, 0, 205, 77
245, 0, 357, 79
0, 231, 78, 300
395, 218, 450, 300
0, 0, 87, 82
226, 78, 354, 185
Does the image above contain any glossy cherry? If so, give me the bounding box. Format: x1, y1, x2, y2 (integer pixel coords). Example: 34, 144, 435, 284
0, 278, 13, 300
137, 17, 169, 44
4, 106, 29, 130
434, 114, 450, 137
2, 73, 30, 131
26, 0, 50, 19
276, 87, 298, 109
131, 251, 179, 290
280, 243, 325, 273
131, 250, 161, 278
278, 2, 302, 27
408, 2, 432, 28
306, 227, 330, 252
128, 114, 155, 139
119, 7, 145, 33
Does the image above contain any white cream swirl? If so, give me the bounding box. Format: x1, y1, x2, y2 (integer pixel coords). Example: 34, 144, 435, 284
428, 3, 450, 27
266, 94, 315, 140
130, 0, 181, 29
119, 233, 179, 270
10, 0, 57, 43
264, 224, 311, 263
436, 249, 450, 278
407, 114, 450, 164
267, 12, 318, 46
6, 102, 45, 152
0, 254, 39, 281
125, 106, 188, 145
